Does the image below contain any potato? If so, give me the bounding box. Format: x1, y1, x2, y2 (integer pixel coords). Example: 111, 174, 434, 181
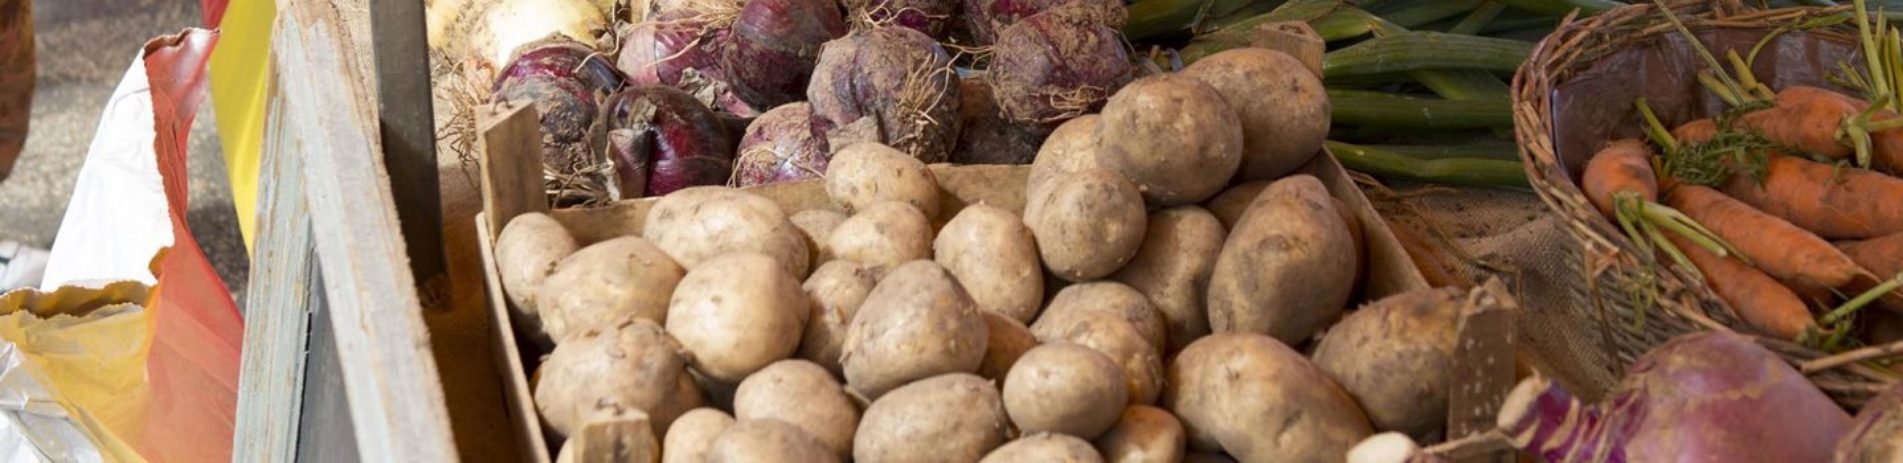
842, 261, 989, 399
825, 142, 942, 219
1166, 333, 1372, 461
1183, 452, 1237, 463
707, 419, 841, 463
1033, 281, 1167, 352
643, 187, 812, 278
1028, 114, 1105, 202
1003, 343, 1129, 437
1180, 48, 1328, 180
1025, 168, 1147, 282
828, 201, 934, 278
734, 360, 861, 458
1206, 175, 1356, 345
978, 311, 1038, 381
539, 236, 685, 342
799, 260, 877, 375
855, 373, 1010, 462
981, 433, 1106, 463
1110, 207, 1225, 353
1312, 288, 1463, 439
557, 408, 660, 463
936, 204, 1044, 322
1097, 74, 1243, 206
1094, 405, 1186, 463
791, 209, 849, 264
534, 319, 698, 437
1204, 181, 1268, 230
1037, 316, 1165, 406
667, 253, 810, 382
495, 212, 578, 327
663, 408, 734, 463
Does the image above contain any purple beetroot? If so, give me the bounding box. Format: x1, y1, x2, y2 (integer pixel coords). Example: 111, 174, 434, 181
807, 26, 961, 163
720, 0, 848, 110
490, 37, 612, 183
732, 102, 833, 187
986, 4, 1133, 126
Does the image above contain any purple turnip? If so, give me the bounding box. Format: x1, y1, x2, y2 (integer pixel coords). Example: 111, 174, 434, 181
614, 11, 761, 116
1836, 381, 1903, 462
807, 26, 961, 163
1498, 331, 1851, 463
845, 0, 961, 39
950, 76, 1047, 165
733, 102, 833, 187
961, 0, 1122, 45
986, 4, 1132, 126
720, 0, 848, 109
490, 37, 612, 188
603, 85, 739, 198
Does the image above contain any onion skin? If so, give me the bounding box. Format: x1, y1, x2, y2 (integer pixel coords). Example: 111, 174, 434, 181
951, 77, 1047, 165
807, 26, 962, 163
961, 0, 1123, 45
1837, 382, 1903, 463
848, 0, 961, 39
617, 14, 724, 89
1498, 331, 1850, 463
721, 0, 848, 109
734, 103, 833, 187
987, 4, 1133, 126
491, 37, 606, 181
605, 86, 739, 197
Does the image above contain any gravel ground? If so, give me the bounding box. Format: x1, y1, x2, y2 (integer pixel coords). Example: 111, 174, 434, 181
0, 0, 248, 302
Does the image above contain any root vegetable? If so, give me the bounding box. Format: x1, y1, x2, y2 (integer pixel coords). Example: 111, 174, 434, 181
1311, 287, 1464, 439
962, 0, 1124, 45
1207, 175, 1357, 345
1003, 343, 1129, 437
734, 102, 833, 187
1033, 282, 1167, 352
978, 311, 1038, 381
845, 0, 961, 38
538, 236, 685, 342
1110, 206, 1224, 353
453, 0, 608, 74
1836, 382, 1903, 462
1182, 452, 1237, 463
1093, 405, 1186, 463
1668, 232, 1813, 340
615, 12, 745, 114
734, 360, 861, 458
808, 27, 962, 163
1026, 114, 1105, 202
799, 260, 877, 374
721, 0, 847, 109
824, 142, 943, 219
1036, 316, 1164, 406
952, 77, 1050, 165
1738, 86, 1863, 161
1840, 232, 1903, 280
495, 212, 579, 340
1497, 331, 1850, 463
535, 319, 700, 437
1166, 333, 1372, 460
1180, 48, 1329, 180
1096, 74, 1242, 206
490, 38, 607, 187
1025, 168, 1147, 282
981, 433, 1106, 462
827, 201, 934, 278
842, 261, 989, 399
643, 187, 811, 277
666, 253, 810, 382
988, 4, 1133, 125
935, 204, 1044, 322
1203, 181, 1267, 230
603, 85, 738, 197
1722, 154, 1903, 240
1667, 184, 1864, 292
854, 373, 1011, 462
790, 209, 848, 264
707, 419, 841, 463
663, 408, 735, 463
1581, 138, 1659, 218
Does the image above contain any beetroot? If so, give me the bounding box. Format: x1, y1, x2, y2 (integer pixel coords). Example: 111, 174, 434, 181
733, 102, 833, 187
807, 26, 962, 163
615, 12, 762, 116
491, 37, 611, 186
721, 0, 848, 109
1837, 381, 1903, 462
604, 85, 739, 197
950, 77, 1047, 165
1498, 331, 1850, 463
986, 4, 1132, 126
846, 0, 961, 39
962, 0, 1123, 45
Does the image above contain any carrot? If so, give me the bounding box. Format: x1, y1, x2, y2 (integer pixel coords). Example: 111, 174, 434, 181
1665, 184, 1866, 291
1722, 153, 1903, 239
1673, 119, 1718, 144
1667, 233, 1812, 340
1738, 90, 1860, 160
1581, 138, 1659, 218
1839, 232, 1903, 279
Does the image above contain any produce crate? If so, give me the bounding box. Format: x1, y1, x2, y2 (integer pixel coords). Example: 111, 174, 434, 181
468, 99, 1456, 460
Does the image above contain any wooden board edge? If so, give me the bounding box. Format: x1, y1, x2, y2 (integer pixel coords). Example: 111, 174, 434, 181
1307, 149, 1433, 297
477, 214, 555, 463
233, 80, 313, 462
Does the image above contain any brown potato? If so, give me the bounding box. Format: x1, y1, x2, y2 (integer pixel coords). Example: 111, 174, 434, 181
1166, 333, 1372, 460
1181, 48, 1328, 180
1028, 114, 1106, 202
825, 142, 942, 219
1206, 175, 1356, 345
1097, 74, 1243, 206
791, 209, 849, 264
643, 187, 812, 278
1033, 281, 1167, 352
1004, 343, 1128, 438
667, 253, 810, 382
1037, 316, 1164, 406
854, 373, 1010, 462
828, 201, 934, 278
1204, 181, 1268, 230
1312, 288, 1464, 439
800, 260, 878, 375
707, 419, 841, 463
1111, 206, 1225, 353
936, 204, 1045, 323
1094, 405, 1186, 463
539, 236, 685, 343
495, 212, 579, 332
981, 433, 1106, 463
842, 261, 989, 399
978, 311, 1039, 381
534, 319, 698, 437
734, 360, 861, 459
663, 408, 734, 463
1025, 168, 1146, 282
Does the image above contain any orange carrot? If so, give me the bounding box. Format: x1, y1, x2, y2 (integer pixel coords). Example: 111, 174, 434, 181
1668, 233, 1812, 340
1582, 138, 1659, 218
1839, 232, 1903, 282
1673, 119, 1718, 144
1739, 86, 1863, 160
1665, 184, 1865, 291
1722, 154, 1903, 239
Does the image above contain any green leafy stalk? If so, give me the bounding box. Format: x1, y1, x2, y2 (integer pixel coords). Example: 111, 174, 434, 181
1322, 32, 1532, 77
1325, 141, 1530, 189
1327, 90, 1514, 128
1820, 272, 1903, 326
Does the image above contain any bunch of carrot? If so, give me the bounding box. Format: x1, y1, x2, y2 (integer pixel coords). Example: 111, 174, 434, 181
1580, 2, 1903, 350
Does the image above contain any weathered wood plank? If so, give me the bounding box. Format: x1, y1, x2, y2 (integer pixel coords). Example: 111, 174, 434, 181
297, 281, 362, 463
478, 103, 547, 242
370, 0, 449, 311
272, 2, 458, 460
232, 71, 314, 463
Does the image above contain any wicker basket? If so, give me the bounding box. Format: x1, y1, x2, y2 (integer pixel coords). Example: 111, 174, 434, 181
1513, 0, 1900, 408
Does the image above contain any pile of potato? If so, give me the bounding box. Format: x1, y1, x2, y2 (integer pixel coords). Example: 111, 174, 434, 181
495, 48, 1468, 463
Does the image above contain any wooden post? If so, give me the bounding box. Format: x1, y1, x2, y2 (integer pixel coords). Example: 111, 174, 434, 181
1443, 279, 1522, 463
478, 103, 547, 240
233, 77, 318, 462
370, 0, 450, 311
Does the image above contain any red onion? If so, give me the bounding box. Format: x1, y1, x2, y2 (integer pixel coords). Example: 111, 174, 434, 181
733, 102, 833, 187
987, 4, 1132, 126
615, 12, 760, 116
847, 0, 961, 39
720, 0, 847, 109
961, 0, 1122, 45
1837, 381, 1903, 462
951, 76, 1047, 165
490, 37, 608, 184
604, 85, 739, 197
807, 26, 961, 163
